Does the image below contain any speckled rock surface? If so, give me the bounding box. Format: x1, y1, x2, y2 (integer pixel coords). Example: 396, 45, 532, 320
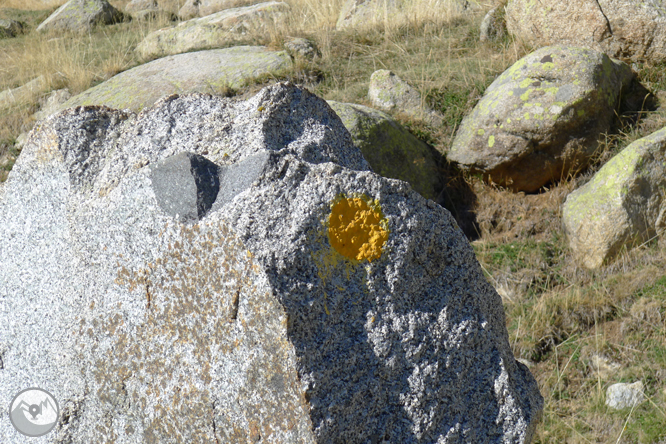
0, 83, 542, 443
506, 0, 666, 62
60, 46, 292, 112
562, 126, 666, 269
36, 0, 126, 33
327, 100, 442, 200
448, 45, 637, 192
137, 2, 290, 59
336, 0, 482, 30
368, 69, 443, 126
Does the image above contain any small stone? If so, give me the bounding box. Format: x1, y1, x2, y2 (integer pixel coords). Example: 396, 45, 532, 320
480, 7, 506, 42
284, 37, 319, 59
606, 381, 645, 409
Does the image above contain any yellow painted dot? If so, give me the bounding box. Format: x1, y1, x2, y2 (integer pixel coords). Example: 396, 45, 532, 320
328, 195, 389, 262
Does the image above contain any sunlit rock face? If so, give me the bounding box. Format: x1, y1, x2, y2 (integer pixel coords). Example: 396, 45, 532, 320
0, 82, 542, 443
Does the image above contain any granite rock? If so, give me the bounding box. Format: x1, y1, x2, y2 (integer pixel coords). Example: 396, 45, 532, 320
0, 82, 542, 443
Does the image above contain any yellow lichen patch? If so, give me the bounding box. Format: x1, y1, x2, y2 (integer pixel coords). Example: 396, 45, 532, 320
328, 194, 389, 262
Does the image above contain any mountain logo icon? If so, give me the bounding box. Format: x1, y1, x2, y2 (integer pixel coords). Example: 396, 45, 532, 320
9, 387, 59, 437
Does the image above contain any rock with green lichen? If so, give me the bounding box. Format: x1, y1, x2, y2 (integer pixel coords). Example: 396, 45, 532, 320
448, 45, 639, 192
562, 126, 666, 269
36, 0, 126, 33
506, 0, 666, 62
137, 2, 290, 59
367, 69, 443, 126
58, 46, 291, 112
327, 100, 442, 200
335, 0, 482, 30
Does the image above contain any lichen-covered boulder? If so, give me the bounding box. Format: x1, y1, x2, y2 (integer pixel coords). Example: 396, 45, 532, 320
0, 83, 543, 443
562, 126, 666, 269
60, 46, 291, 112
448, 45, 637, 192
36, 0, 126, 33
137, 2, 290, 59
506, 0, 666, 63
327, 100, 442, 201
336, 0, 482, 30
368, 69, 443, 126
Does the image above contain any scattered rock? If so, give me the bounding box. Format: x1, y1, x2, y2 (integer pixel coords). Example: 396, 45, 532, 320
562, 126, 666, 269
36, 0, 127, 33
480, 7, 506, 42
0, 76, 49, 111
336, 0, 482, 30
284, 37, 319, 59
448, 45, 639, 192
506, 0, 666, 62
606, 381, 645, 409
327, 100, 441, 200
178, 0, 254, 20
588, 354, 621, 380
368, 69, 442, 126
33, 88, 72, 121
124, 0, 175, 20
0, 19, 25, 38
125, 0, 158, 13
137, 1, 290, 59
0, 82, 543, 443
60, 46, 291, 112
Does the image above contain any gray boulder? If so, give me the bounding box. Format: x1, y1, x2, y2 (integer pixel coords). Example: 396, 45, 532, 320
562, 126, 666, 269
0, 76, 48, 111
480, 7, 506, 42
60, 46, 291, 112
368, 69, 443, 126
336, 0, 482, 30
124, 0, 175, 21
33, 88, 72, 121
0, 19, 24, 38
0, 82, 543, 443
606, 381, 645, 409
137, 2, 290, 59
36, 0, 126, 33
506, 0, 666, 63
448, 45, 637, 192
178, 0, 255, 20
284, 37, 319, 59
327, 100, 442, 200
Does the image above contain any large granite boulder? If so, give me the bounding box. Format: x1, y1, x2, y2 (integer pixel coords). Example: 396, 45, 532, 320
60, 46, 291, 112
36, 0, 126, 33
562, 126, 666, 269
137, 2, 290, 59
448, 45, 639, 192
506, 0, 666, 63
336, 0, 482, 30
327, 100, 442, 201
0, 83, 543, 443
